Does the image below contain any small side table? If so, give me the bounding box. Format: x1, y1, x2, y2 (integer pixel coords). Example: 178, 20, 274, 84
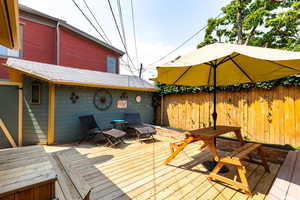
111, 120, 128, 130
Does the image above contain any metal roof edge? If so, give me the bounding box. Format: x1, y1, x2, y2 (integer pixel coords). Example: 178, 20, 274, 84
3, 61, 157, 92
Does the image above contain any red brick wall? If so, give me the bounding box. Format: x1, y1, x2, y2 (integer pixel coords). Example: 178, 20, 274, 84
59, 29, 120, 72
0, 18, 56, 79
22, 18, 56, 64
0, 17, 121, 79
0, 58, 7, 79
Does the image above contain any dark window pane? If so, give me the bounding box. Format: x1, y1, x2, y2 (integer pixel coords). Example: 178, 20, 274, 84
31, 84, 41, 104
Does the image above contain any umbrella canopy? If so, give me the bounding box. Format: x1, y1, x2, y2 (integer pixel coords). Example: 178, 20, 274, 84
154, 43, 300, 86
153, 43, 300, 129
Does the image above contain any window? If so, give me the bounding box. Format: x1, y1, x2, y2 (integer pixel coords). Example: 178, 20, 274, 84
31, 83, 41, 104
107, 56, 117, 73
0, 46, 20, 57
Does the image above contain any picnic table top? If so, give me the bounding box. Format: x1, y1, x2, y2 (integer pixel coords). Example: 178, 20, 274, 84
186, 126, 241, 139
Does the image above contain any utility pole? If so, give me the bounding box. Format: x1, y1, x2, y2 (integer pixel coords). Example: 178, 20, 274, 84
139, 63, 143, 78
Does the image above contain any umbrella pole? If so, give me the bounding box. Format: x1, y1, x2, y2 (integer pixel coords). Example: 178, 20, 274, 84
212, 65, 217, 130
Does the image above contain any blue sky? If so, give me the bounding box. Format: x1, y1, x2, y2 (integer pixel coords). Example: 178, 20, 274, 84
19, 0, 229, 79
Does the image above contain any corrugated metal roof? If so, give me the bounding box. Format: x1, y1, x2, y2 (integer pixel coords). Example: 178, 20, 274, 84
5, 58, 156, 92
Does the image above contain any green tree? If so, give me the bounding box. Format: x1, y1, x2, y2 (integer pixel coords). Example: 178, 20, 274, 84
197, 0, 300, 51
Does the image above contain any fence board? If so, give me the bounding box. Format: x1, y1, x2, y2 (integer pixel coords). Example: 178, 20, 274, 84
158, 86, 300, 146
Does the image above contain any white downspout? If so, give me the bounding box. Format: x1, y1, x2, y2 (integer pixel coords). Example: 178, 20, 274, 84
56, 21, 60, 65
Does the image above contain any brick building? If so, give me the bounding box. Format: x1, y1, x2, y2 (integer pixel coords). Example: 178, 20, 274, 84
0, 5, 124, 79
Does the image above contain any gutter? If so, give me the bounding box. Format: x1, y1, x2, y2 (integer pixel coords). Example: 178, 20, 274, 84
56, 21, 60, 65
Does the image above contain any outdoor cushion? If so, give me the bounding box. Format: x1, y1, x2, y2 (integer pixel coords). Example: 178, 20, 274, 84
127, 124, 156, 134
103, 129, 126, 138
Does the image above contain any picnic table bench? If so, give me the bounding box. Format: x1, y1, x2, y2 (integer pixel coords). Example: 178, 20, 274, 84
267, 150, 300, 200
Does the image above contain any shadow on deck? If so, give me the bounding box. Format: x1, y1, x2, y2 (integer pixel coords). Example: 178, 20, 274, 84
44, 139, 280, 200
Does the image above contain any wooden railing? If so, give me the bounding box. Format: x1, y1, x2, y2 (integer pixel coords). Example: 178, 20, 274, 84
156, 86, 300, 146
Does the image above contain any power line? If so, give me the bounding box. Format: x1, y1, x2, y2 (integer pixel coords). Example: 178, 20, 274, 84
117, 0, 127, 49
130, 0, 139, 68
106, 0, 136, 72
71, 0, 107, 42
116, 0, 131, 71
121, 57, 137, 75
116, 0, 140, 74
82, 0, 112, 44
72, 0, 134, 75
148, 12, 223, 66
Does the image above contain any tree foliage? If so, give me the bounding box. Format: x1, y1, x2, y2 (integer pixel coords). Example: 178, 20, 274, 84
198, 0, 300, 50
158, 0, 300, 95
158, 74, 300, 95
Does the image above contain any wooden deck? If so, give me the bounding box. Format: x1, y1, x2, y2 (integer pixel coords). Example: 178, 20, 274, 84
43, 138, 281, 200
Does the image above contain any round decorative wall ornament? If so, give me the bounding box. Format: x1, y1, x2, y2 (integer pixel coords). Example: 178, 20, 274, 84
93, 89, 112, 111
135, 95, 142, 103
70, 92, 79, 104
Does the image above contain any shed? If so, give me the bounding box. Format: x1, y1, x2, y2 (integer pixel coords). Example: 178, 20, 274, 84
1, 58, 157, 146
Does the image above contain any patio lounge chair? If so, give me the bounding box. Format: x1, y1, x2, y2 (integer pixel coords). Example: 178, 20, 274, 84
124, 113, 156, 142
78, 115, 126, 147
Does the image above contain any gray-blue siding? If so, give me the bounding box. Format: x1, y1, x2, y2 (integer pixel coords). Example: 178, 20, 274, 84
54, 85, 154, 143
0, 85, 19, 148
23, 76, 48, 145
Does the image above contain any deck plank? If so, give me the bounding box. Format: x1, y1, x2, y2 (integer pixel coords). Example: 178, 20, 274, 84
195, 162, 253, 200
55, 149, 91, 199
92, 145, 201, 199
48, 153, 82, 200
266, 151, 297, 200
213, 163, 259, 200
230, 165, 267, 200
40, 140, 280, 200
113, 151, 211, 200
249, 163, 280, 200
127, 152, 211, 200
285, 152, 300, 200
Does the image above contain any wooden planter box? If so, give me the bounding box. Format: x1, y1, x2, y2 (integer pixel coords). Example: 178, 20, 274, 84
0, 178, 56, 200
0, 145, 57, 200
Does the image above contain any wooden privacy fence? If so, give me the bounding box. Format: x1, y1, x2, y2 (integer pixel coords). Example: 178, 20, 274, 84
156, 86, 300, 146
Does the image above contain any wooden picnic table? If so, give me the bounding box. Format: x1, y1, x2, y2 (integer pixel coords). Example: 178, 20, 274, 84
165, 125, 244, 164
165, 125, 270, 195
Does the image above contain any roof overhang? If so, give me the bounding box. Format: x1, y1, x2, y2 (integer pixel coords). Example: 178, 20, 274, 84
0, 0, 20, 49
4, 63, 157, 92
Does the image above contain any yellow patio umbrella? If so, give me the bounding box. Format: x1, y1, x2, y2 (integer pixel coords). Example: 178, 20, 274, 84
153, 43, 300, 129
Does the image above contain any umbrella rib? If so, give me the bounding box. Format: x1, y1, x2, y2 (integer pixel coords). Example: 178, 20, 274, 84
229, 57, 254, 82
266, 60, 300, 72
217, 54, 240, 66
173, 66, 193, 85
